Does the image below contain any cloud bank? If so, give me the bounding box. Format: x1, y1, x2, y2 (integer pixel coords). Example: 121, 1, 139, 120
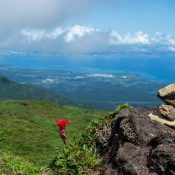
0, 0, 175, 54
0, 0, 89, 29
0, 25, 173, 54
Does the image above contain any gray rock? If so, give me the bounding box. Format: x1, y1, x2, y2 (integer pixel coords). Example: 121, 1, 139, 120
158, 83, 175, 107
97, 108, 175, 175
96, 124, 111, 148
148, 144, 175, 175
116, 143, 150, 175
159, 104, 175, 121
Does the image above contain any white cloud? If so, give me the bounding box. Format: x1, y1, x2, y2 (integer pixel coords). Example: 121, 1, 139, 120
50, 28, 65, 39
42, 78, 55, 84
0, 0, 89, 29
64, 25, 99, 43
0, 0, 90, 45
87, 74, 114, 78
21, 27, 64, 41
167, 34, 175, 45
0, 0, 174, 55
110, 31, 151, 45
1, 24, 175, 54
151, 32, 163, 43
21, 25, 101, 43
122, 76, 128, 79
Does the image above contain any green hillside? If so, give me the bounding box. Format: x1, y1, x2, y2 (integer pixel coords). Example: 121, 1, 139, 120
0, 75, 77, 106
0, 75, 99, 109
0, 100, 107, 167
0, 75, 59, 101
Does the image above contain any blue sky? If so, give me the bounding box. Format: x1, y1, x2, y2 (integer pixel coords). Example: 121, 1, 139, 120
71, 0, 175, 34
0, 0, 175, 54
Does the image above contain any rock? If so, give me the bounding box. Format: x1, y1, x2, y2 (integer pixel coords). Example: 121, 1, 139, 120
159, 104, 175, 121
97, 108, 175, 175
148, 144, 175, 175
158, 83, 175, 106
116, 143, 150, 175
158, 83, 175, 98
148, 113, 175, 127
96, 124, 111, 149
162, 97, 175, 107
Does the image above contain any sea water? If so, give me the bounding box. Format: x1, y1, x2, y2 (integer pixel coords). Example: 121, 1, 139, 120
0, 53, 174, 83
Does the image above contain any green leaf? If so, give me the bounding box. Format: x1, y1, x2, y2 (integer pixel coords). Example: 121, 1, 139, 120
82, 144, 87, 151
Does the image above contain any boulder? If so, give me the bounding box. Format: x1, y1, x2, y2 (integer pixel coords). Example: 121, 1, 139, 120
148, 144, 175, 175
159, 104, 175, 121
158, 83, 175, 97
158, 83, 175, 107
97, 108, 175, 175
115, 143, 150, 175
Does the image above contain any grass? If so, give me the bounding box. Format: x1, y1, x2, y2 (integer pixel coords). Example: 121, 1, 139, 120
0, 100, 108, 167
0, 151, 42, 175
0, 99, 131, 174
49, 142, 101, 175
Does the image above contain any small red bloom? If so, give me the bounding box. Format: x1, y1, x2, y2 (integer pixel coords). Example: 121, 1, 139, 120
56, 119, 71, 130
56, 119, 71, 144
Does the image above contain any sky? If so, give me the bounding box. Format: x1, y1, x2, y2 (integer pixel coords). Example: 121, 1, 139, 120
0, 0, 175, 54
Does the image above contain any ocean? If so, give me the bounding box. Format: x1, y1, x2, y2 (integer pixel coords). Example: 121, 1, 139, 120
0, 53, 175, 83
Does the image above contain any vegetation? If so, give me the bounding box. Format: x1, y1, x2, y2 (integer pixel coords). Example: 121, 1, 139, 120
0, 151, 42, 175
0, 100, 107, 167
49, 104, 131, 175
49, 142, 101, 175
0, 67, 161, 174
0, 75, 81, 107
0, 88, 131, 175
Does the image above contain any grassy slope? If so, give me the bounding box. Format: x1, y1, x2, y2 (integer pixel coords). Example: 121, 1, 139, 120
0, 151, 42, 175
0, 76, 55, 100
0, 75, 81, 107
0, 100, 108, 167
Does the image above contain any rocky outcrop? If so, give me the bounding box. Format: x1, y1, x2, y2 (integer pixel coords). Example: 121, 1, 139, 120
155, 83, 175, 126
158, 83, 175, 107
158, 83, 175, 97
159, 104, 175, 121
97, 84, 175, 175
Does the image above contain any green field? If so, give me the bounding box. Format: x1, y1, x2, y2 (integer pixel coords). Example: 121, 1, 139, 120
0, 100, 107, 167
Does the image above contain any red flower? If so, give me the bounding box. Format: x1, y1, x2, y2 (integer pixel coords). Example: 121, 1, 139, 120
56, 119, 71, 130
56, 119, 71, 144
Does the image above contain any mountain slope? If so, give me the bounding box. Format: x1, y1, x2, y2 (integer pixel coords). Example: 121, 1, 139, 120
0, 75, 82, 107
0, 100, 107, 166
0, 75, 62, 102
